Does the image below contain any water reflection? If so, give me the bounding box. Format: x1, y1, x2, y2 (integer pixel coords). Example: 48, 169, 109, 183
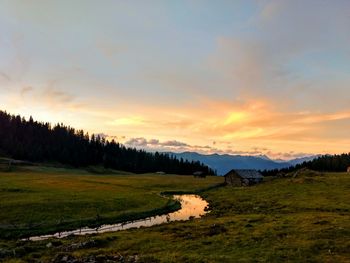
28, 194, 209, 241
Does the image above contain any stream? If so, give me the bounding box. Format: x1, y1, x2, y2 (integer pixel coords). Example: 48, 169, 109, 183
27, 194, 209, 241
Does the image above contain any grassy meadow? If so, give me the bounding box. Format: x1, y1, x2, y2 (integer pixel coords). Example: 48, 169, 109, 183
0, 167, 349, 262
0, 166, 222, 239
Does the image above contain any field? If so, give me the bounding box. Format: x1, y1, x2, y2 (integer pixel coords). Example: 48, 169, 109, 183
0, 166, 222, 239
0, 167, 350, 262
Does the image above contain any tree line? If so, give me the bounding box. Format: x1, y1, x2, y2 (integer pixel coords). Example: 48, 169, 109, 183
0, 110, 215, 175
261, 153, 350, 176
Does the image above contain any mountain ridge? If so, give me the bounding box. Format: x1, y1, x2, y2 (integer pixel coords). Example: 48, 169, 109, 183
167, 151, 318, 175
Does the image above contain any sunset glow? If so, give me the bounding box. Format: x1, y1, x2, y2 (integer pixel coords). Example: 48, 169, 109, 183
1, 0, 350, 159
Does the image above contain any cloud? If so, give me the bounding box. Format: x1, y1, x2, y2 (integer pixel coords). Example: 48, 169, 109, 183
273, 151, 312, 160
148, 139, 160, 145
207, 0, 350, 113
20, 86, 33, 97
20, 81, 85, 110
125, 137, 192, 149
42, 86, 74, 104
125, 137, 148, 147
0, 72, 11, 82
100, 96, 350, 159
122, 136, 314, 160
2, 1, 350, 158
160, 140, 189, 147
109, 116, 145, 126
125, 138, 189, 148
260, 1, 284, 21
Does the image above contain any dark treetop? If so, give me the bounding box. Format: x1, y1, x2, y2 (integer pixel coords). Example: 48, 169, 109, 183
0, 110, 215, 175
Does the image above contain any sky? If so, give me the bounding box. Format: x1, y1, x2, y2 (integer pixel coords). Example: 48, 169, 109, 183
1, 0, 350, 160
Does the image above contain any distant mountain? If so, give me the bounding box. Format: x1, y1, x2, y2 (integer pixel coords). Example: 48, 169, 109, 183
285, 156, 320, 166
167, 152, 318, 175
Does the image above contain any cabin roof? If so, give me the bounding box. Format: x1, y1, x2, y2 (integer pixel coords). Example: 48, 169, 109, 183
225, 169, 263, 179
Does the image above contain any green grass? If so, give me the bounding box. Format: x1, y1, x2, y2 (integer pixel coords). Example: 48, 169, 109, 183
1, 169, 349, 262
0, 166, 222, 239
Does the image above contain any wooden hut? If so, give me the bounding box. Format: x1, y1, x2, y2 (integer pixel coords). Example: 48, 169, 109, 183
224, 169, 263, 186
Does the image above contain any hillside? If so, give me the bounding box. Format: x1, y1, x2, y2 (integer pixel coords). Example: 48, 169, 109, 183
0, 169, 349, 262
262, 153, 350, 176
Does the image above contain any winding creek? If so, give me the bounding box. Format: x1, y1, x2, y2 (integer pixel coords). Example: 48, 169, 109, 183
27, 194, 209, 241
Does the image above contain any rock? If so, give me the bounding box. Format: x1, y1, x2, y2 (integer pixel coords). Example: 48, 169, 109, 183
0, 248, 11, 259
95, 255, 107, 262
46, 242, 53, 248
207, 224, 227, 236
64, 240, 97, 251
52, 240, 63, 246
52, 254, 77, 263
126, 254, 139, 262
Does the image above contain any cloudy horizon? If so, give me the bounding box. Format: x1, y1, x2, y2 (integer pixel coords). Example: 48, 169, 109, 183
1, 0, 350, 160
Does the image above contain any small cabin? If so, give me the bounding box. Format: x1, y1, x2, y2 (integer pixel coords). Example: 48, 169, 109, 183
224, 169, 263, 186
347, 167, 350, 173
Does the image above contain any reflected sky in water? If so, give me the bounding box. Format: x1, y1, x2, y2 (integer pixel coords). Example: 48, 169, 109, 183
28, 194, 209, 241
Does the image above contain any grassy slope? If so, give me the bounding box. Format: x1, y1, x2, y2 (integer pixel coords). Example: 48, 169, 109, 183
0, 166, 222, 239
1, 171, 350, 262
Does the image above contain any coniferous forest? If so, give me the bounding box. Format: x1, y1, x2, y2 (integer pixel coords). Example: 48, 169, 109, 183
0, 110, 215, 175
261, 153, 350, 176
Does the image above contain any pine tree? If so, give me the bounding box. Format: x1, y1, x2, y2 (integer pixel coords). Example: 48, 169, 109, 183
0, 110, 215, 175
